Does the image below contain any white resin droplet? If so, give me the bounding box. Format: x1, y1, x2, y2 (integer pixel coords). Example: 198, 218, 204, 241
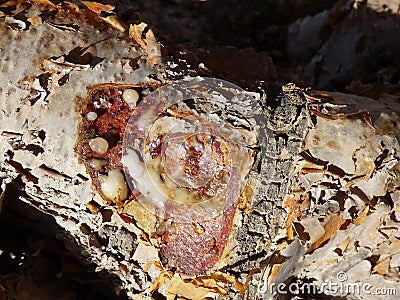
89, 137, 109, 154
121, 149, 144, 178
88, 158, 107, 171
122, 89, 139, 109
100, 169, 128, 201
86, 111, 97, 121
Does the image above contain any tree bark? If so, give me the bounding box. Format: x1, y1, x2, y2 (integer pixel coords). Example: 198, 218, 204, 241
1, 1, 400, 300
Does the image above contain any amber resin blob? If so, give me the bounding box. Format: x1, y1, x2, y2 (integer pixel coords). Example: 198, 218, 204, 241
122, 78, 265, 220
77, 77, 269, 275
122, 78, 268, 274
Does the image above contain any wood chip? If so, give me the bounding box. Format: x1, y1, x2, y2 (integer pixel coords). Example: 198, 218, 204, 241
129, 23, 162, 67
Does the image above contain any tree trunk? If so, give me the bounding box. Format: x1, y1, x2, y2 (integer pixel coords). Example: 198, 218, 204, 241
1, 1, 400, 300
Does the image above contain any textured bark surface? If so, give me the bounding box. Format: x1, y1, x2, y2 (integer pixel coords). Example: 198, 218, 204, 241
1, 1, 400, 300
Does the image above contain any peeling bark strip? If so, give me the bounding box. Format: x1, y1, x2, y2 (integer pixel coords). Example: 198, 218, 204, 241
129, 22, 162, 67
